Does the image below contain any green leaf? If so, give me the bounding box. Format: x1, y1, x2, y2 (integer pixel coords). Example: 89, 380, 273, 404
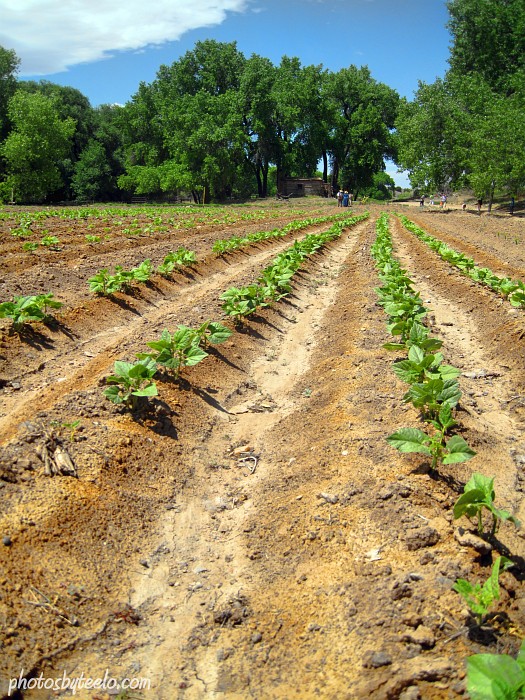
453, 488, 488, 519
132, 383, 158, 397
467, 653, 525, 699
103, 386, 126, 404
386, 428, 432, 455
442, 435, 477, 464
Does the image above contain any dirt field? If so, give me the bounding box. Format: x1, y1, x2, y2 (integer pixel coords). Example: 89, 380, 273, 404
0, 200, 524, 700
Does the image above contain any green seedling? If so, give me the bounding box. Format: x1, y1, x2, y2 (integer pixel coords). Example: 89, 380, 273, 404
383, 320, 443, 353
466, 639, 525, 700
113, 266, 136, 292
194, 320, 233, 347
104, 358, 158, 410
137, 327, 208, 378
453, 472, 521, 535
22, 241, 39, 252
392, 345, 461, 385
453, 556, 513, 626
41, 235, 60, 248
156, 248, 197, 276
387, 425, 475, 471
220, 285, 266, 321
130, 259, 153, 283
50, 419, 81, 442
0, 293, 63, 330
402, 376, 461, 420
88, 269, 120, 296
85, 234, 101, 243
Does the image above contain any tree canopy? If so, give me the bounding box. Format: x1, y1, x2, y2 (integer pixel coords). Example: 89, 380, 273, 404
395, 0, 525, 205
0, 40, 399, 203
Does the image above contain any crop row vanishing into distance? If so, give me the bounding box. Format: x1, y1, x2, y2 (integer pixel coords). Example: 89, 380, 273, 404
398, 215, 525, 309
104, 213, 368, 410
372, 213, 523, 698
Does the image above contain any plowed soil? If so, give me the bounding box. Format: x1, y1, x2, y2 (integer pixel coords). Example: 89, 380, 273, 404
0, 200, 524, 700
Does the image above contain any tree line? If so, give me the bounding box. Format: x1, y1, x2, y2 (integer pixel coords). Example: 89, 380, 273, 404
0, 0, 523, 206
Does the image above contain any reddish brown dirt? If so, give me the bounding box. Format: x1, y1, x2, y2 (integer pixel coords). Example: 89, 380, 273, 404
0, 201, 524, 700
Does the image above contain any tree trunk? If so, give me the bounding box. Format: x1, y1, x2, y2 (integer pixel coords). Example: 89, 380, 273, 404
487, 181, 495, 213
322, 150, 328, 183
331, 158, 339, 193
262, 162, 268, 198
255, 167, 263, 198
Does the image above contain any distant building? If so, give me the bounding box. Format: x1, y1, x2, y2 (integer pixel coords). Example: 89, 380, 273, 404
279, 178, 330, 198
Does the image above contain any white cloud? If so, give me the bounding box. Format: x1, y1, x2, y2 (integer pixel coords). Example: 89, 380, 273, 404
0, 0, 249, 75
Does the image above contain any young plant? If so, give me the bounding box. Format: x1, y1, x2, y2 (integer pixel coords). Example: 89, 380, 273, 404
104, 358, 158, 410
402, 376, 462, 421
41, 235, 60, 248
0, 293, 63, 330
113, 265, 137, 291
387, 421, 475, 471
85, 234, 101, 243
156, 248, 197, 276
34, 292, 63, 317
50, 419, 82, 442
0, 296, 46, 329
88, 269, 120, 296
220, 285, 266, 321
453, 473, 521, 535
453, 556, 513, 626
22, 241, 39, 252
466, 639, 525, 700
193, 320, 233, 347
130, 259, 153, 283
391, 345, 461, 385
137, 327, 208, 378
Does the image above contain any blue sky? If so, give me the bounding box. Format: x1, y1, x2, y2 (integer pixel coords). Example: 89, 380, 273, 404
1, 0, 452, 187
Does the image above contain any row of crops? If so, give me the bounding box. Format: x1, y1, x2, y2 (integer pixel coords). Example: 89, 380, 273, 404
0, 212, 352, 327
103, 213, 368, 408
372, 214, 523, 698
398, 215, 525, 308
0, 204, 318, 242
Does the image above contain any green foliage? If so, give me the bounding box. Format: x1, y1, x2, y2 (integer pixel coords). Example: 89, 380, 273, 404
137, 327, 208, 378
72, 139, 112, 201
156, 248, 197, 276
0, 293, 63, 330
374, 213, 475, 470
220, 285, 266, 321
447, 0, 525, 93
1, 90, 76, 202
88, 269, 120, 296
40, 234, 60, 248
399, 216, 525, 309
453, 556, 513, 625
104, 358, 158, 410
453, 473, 521, 535
466, 640, 525, 700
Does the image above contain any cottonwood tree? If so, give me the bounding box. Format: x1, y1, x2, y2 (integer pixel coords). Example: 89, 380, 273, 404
327, 66, 399, 196
1, 91, 76, 202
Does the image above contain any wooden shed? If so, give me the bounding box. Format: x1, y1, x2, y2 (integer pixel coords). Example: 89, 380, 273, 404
280, 178, 330, 198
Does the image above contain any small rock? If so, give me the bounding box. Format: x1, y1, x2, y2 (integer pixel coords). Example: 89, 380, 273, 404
454, 527, 492, 554
216, 648, 232, 661
318, 492, 339, 504
3, 536, 12, 546
307, 622, 321, 632
251, 632, 263, 644
139, 559, 149, 568
403, 625, 435, 649
405, 526, 440, 551
399, 687, 421, 700
363, 650, 392, 668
